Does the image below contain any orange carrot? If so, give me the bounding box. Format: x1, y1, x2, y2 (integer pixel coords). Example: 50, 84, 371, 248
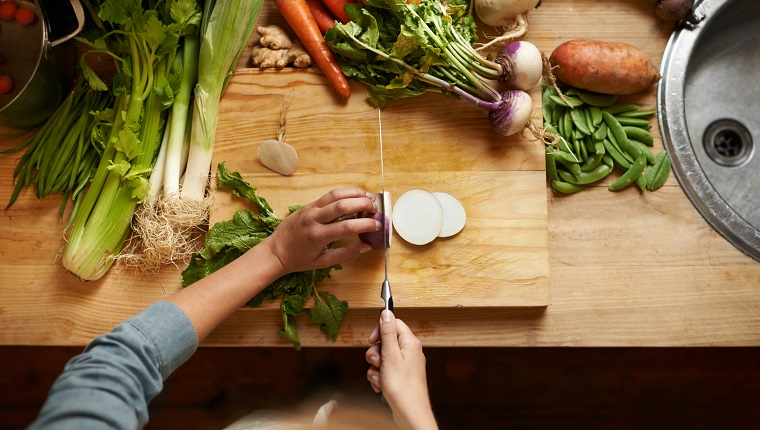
307, 0, 335, 34
275, 0, 351, 99
319, 0, 352, 24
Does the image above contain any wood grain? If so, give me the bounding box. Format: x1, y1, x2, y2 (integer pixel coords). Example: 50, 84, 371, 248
210, 69, 551, 309
1, 0, 760, 347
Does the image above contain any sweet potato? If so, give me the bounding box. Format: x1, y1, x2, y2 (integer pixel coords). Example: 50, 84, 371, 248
549, 39, 661, 95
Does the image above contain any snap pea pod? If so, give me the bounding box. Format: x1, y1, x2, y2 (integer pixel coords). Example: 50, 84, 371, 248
603, 154, 614, 169
609, 155, 647, 191
645, 151, 671, 190
552, 180, 586, 194
589, 106, 603, 127
558, 163, 612, 185
603, 103, 639, 115
603, 138, 632, 170
542, 88, 556, 123
563, 111, 574, 140
545, 150, 559, 182
624, 126, 654, 146
571, 108, 591, 135
581, 152, 605, 172
549, 94, 584, 108
628, 139, 655, 164
583, 108, 594, 133
556, 156, 582, 179
552, 104, 564, 125
592, 121, 608, 142
602, 110, 631, 153
619, 109, 656, 118
576, 90, 617, 107
636, 174, 647, 192
614, 116, 652, 129
606, 130, 634, 164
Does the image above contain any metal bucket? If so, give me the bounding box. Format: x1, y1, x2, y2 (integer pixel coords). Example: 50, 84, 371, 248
0, 0, 84, 129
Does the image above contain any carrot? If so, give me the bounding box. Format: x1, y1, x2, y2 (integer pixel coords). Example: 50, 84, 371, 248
307, 0, 336, 34
274, 0, 352, 99
319, 0, 352, 24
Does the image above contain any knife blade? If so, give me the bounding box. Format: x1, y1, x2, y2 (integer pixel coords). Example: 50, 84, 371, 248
378, 109, 394, 313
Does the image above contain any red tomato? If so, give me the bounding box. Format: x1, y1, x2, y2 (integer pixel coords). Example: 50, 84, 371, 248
14, 6, 33, 25
0, 75, 13, 95
0, 1, 18, 21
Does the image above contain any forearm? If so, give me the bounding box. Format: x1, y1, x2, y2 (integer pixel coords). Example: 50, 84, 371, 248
168, 240, 285, 342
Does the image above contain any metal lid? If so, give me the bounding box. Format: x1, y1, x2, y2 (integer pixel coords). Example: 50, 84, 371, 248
0, 1, 45, 112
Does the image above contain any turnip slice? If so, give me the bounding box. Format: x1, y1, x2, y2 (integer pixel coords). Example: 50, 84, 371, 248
359, 191, 392, 250
392, 190, 444, 246
432, 192, 466, 237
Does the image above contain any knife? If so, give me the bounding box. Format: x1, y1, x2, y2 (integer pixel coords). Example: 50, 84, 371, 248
378, 108, 394, 313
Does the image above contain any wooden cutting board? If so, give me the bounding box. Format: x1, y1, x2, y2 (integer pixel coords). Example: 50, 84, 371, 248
210, 68, 550, 308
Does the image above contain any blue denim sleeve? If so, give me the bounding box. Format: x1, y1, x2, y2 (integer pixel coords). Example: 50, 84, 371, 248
28, 300, 198, 430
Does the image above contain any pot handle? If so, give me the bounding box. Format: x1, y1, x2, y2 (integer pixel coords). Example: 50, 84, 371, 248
48, 0, 85, 48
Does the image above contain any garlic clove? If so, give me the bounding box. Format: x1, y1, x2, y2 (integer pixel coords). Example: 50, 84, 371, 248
258, 139, 299, 176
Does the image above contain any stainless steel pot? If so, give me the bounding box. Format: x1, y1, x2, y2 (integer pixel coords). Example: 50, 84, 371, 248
0, 0, 84, 129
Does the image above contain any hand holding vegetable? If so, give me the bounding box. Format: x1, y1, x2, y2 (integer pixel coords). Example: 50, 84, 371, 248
265, 188, 381, 274
366, 310, 438, 430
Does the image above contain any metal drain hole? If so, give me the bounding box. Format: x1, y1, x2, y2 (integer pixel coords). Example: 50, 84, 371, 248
704, 119, 753, 167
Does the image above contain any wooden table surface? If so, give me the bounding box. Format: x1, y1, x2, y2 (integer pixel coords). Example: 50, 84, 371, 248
1, 0, 759, 347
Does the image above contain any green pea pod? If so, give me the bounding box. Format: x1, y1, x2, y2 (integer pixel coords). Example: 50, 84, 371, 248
603, 103, 639, 115
592, 121, 608, 142
602, 138, 632, 170
557, 136, 576, 156
563, 110, 575, 140
646, 151, 671, 191
552, 180, 586, 194
576, 90, 617, 107
581, 152, 604, 172
629, 139, 655, 164
606, 130, 634, 164
542, 90, 555, 124
594, 141, 605, 155
614, 116, 652, 129
636, 174, 647, 192
556, 156, 583, 179
603, 154, 614, 169
589, 106, 603, 127
584, 108, 594, 134
545, 150, 560, 182
609, 155, 646, 191
602, 110, 631, 153
549, 94, 584, 108
583, 136, 596, 155
558, 163, 611, 185
624, 126, 654, 146
619, 109, 656, 118
554, 149, 582, 164
552, 104, 565, 125
576, 136, 588, 162
545, 123, 560, 136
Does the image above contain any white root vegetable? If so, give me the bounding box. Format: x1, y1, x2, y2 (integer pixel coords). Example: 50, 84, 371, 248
475, 0, 540, 27
359, 191, 392, 250
432, 192, 467, 238
258, 139, 299, 176
498, 41, 543, 91
392, 190, 444, 246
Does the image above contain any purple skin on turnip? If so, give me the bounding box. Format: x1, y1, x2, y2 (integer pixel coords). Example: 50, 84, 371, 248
359, 191, 392, 250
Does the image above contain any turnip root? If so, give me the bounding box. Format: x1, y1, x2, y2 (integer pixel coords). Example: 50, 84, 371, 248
475, 0, 540, 27
359, 191, 392, 250
549, 39, 661, 95
432, 192, 466, 238
497, 41, 543, 91
489, 89, 533, 136
655, 0, 701, 24
392, 190, 444, 246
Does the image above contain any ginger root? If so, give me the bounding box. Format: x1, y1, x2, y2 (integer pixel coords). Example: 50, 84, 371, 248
250, 25, 312, 69
257, 25, 294, 50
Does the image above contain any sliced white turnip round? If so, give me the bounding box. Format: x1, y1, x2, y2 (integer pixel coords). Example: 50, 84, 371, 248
432, 192, 467, 237
359, 191, 393, 250
392, 189, 443, 246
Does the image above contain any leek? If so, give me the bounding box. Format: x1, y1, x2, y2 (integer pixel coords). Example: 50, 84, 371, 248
62, 0, 201, 280
180, 0, 263, 201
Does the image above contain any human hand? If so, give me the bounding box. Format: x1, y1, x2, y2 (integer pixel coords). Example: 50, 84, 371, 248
262, 188, 381, 275
366, 310, 438, 430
